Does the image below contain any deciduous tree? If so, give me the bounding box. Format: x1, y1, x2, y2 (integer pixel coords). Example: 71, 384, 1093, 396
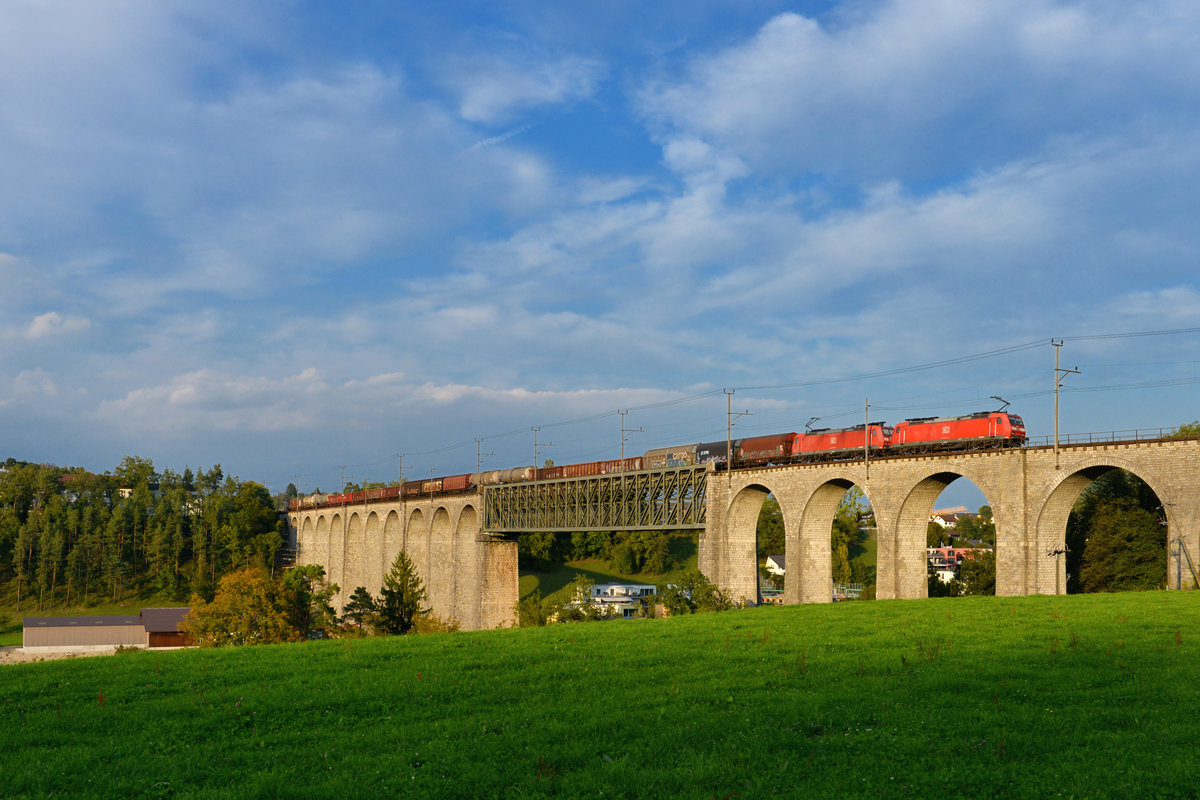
182, 567, 297, 647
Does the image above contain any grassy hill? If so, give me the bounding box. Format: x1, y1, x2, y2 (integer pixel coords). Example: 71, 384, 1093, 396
3, 591, 1199, 798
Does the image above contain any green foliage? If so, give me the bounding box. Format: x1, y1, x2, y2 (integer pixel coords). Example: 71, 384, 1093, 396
554, 574, 609, 622
1078, 503, 1164, 592
607, 531, 671, 574
517, 531, 569, 569
527, 529, 674, 575
278, 564, 339, 638
927, 520, 948, 547
378, 550, 428, 634
182, 567, 298, 647
341, 586, 380, 634
755, 496, 784, 558
0, 458, 280, 611
1067, 469, 1165, 593
832, 486, 869, 586
516, 589, 550, 627
658, 570, 733, 615
927, 565, 962, 597
1174, 420, 1200, 437
959, 549, 996, 596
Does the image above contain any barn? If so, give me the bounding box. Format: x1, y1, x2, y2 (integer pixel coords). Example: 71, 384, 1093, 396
22, 608, 193, 652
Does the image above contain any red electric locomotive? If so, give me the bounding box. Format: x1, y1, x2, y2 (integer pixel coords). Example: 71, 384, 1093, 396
792, 423, 892, 460
890, 412, 1025, 452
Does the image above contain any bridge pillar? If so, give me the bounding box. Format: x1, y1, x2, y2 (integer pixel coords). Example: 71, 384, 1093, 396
479, 538, 519, 629
290, 495, 517, 631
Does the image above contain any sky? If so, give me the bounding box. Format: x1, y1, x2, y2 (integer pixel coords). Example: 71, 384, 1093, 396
2, 0, 1198, 508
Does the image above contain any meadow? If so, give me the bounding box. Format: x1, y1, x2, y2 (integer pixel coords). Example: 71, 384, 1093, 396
2, 591, 1198, 799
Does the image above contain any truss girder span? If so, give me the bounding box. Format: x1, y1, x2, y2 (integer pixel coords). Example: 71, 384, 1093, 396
482, 466, 708, 532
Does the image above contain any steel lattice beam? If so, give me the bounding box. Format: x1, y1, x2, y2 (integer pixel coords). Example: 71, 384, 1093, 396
482, 466, 708, 532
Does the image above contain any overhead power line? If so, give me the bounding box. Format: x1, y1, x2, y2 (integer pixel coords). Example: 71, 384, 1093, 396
292, 327, 1200, 488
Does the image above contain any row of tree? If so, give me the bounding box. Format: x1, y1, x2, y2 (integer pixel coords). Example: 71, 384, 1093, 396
184, 552, 451, 645
0, 456, 285, 610
519, 529, 675, 575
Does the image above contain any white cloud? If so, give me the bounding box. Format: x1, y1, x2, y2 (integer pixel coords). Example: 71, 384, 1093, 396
444, 48, 603, 124
25, 312, 91, 340
642, 1, 1200, 180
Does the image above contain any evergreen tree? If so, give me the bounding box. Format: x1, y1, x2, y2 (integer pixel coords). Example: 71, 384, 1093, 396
341, 586, 380, 634
378, 551, 428, 634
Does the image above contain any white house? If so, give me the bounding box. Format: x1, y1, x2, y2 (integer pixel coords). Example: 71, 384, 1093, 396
589, 583, 657, 618
765, 555, 785, 576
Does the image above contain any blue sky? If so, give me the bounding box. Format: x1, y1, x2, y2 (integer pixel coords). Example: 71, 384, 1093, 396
3, 0, 1198, 506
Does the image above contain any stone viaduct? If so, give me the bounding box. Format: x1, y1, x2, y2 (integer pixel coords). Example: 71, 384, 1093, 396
288, 436, 1199, 630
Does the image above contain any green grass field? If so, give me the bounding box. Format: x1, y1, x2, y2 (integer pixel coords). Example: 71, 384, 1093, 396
3, 591, 1198, 798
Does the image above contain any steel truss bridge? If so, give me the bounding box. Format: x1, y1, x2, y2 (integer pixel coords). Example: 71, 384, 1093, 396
481, 465, 709, 533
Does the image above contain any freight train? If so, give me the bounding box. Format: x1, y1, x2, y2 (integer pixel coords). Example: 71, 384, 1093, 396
289, 411, 1024, 510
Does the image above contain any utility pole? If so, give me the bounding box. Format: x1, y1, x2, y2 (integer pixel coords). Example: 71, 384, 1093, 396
1052, 339, 1080, 470
725, 389, 752, 484
619, 410, 643, 467
476, 438, 494, 485
864, 398, 870, 481
532, 426, 553, 469
397, 454, 404, 487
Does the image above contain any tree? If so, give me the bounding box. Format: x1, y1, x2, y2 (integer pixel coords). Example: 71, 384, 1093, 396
279, 564, 339, 638
1078, 502, 1164, 592
555, 574, 606, 622
831, 487, 867, 585
606, 531, 671, 575
959, 549, 996, 595
928, 521, 948, 548
341, 586, 380, 634
1174, 420, 1200, 437
182, 567, 297, 647
1066, 469, 1165, 593
378, 551, 428, 634
517, 589, 550, 627
518, 531, 569, 569
658, 570, 733, 615
928, 564, 961, 597
756, 496, 784, 558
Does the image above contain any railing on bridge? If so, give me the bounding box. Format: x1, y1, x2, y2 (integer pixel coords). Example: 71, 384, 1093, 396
1024, 426, 1187, 448
482, 465, 708, 533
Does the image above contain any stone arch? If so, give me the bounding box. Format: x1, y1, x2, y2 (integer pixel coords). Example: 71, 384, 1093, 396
299, 516, 315, 562
454, 505, 482, 630
884, 472, 963, 600
794, 478, 857, 605
429, 506, 454, 619
344, 512, 364, 595
723, 482, 774, 605
383, 509, 403, 578
1033, 456, 1172, 594
326, 513, 344, 587
353, 511, 382, 597
406, 507, 428, 586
